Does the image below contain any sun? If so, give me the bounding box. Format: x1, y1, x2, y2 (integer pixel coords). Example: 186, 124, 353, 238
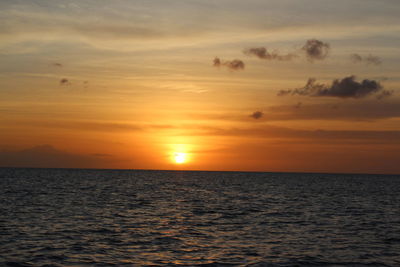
173, 152, 187, 164
168, 143, 191, 165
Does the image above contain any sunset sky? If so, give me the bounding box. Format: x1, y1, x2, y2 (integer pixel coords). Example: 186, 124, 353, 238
1, 0, 400, 174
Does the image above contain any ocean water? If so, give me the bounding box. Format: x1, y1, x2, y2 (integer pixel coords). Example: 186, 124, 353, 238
0, 168, 399, 266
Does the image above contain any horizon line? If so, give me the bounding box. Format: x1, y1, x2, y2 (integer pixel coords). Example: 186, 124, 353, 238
0, 166, 398, 176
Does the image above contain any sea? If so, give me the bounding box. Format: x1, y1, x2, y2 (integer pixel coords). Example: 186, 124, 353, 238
0, 168, 399, 266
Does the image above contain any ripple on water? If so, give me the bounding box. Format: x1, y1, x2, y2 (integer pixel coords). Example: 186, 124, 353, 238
0, 169, 399, 266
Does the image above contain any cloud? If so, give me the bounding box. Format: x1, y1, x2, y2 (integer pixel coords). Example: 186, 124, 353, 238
376, 89, 393, 100
60, 78, 70, 86
278, 76, 392, 99
250, 111, 264, 119
213, 57, 222, 67
17, 120, 174, 133
266, 101, 400, 121
196, 124, 400, 145
53, 62, 63, 67
0, 10, 171, 42
363, 55, 382, 65
244, 40, 329, 63
302, 39, 330, 61
350, 53, 382, 65
225, 60, 245, 71
187, 99, 400, 123
0, 145, 115, 168
1, 1, 400, 54
213, 57, 245, 71
244, 47, 297, 61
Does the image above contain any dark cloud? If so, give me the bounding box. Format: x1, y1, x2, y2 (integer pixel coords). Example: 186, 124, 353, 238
278, 76, 392, 99
244, 47, 297, 61
226, 60, 245, 70
53, 62, 63, 67
302, 39, 330, 61
250, 111, 264, 119
60, 78, 70, 85
0, 145, 114, 168
213, 57, 245, 71
350, 53, 382, 65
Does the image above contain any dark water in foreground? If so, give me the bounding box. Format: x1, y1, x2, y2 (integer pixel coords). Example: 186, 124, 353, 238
0, 168, 399, 266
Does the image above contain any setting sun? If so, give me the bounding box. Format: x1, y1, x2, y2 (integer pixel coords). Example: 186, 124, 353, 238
173, 152, 187, 164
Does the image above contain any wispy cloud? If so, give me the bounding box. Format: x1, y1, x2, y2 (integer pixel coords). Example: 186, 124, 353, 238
278, 76, 392, 99
197, 124, 400, 144
1, 1, 400, 53
18, 120, 173, 133
350, 53, 382, 65
0, 145, 115, 168
244, 47, 297, 61
186, 99, 400, 122
267, 101, 400, 121
244, 39, 329, 63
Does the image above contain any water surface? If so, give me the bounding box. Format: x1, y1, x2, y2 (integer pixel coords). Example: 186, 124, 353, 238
1, 168, 399, 266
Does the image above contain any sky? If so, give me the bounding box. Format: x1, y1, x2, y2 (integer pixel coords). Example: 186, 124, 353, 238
1, 0, 400, 174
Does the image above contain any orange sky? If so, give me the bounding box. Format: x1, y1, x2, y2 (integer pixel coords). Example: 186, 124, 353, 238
1, 0, 400, 174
